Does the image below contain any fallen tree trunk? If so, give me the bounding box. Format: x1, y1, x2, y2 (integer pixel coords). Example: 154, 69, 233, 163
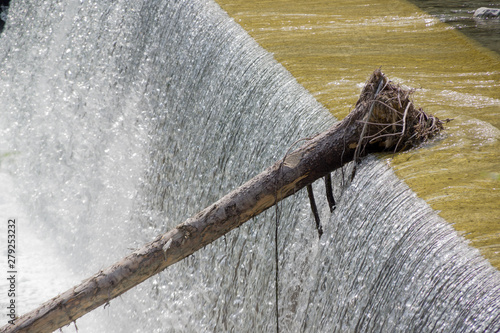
1, 69, 445, 333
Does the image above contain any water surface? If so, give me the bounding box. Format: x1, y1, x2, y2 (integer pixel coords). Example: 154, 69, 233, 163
408, 0, 500, 54
0, 0, 499, 331
217, 0, 500, 268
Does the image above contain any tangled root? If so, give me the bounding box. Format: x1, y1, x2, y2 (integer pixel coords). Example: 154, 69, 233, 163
356, 69, 448, 154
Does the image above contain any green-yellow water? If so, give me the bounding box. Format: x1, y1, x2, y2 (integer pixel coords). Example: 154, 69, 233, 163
217, 0, 500, 269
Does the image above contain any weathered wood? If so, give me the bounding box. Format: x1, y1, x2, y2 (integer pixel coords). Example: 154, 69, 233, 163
307, 184, 323, 237
0, 70, 444, 333
324, 174, 336, 212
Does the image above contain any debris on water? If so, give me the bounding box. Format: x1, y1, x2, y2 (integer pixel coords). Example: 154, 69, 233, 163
355, 69, 450, 154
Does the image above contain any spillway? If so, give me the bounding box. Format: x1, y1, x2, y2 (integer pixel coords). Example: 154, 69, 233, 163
0, 1, 498, 332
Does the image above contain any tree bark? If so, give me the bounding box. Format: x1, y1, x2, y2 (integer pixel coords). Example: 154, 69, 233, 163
0, 70, 444, 333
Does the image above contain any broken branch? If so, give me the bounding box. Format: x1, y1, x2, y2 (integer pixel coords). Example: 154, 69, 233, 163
0, 69, 446, 333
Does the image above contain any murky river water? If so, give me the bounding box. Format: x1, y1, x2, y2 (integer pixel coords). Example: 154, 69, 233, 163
217, 0, 500, 269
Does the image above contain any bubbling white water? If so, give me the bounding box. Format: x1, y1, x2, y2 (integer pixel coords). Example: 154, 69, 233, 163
0, 0, 498, 332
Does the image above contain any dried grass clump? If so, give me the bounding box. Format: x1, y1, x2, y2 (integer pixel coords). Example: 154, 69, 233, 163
355, 69, 447, 154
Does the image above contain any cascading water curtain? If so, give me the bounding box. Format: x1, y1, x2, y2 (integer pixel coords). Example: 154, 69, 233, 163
0, 0, 499, 332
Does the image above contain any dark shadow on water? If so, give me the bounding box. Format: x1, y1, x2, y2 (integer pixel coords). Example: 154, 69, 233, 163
407, 0, 500, 55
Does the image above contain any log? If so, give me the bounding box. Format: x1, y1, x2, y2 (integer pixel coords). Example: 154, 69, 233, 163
0, 69, 445, 333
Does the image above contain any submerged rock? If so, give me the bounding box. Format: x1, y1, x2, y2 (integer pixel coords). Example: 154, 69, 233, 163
473, 7, 500, 18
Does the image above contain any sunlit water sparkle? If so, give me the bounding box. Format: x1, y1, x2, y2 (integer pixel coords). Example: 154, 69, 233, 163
0, 0, 499, 332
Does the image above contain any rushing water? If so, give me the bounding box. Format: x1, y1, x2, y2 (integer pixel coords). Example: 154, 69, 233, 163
0, 0, 499, 332
217, 0, 500, 269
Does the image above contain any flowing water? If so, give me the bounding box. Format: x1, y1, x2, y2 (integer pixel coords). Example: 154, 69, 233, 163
408, 0, 500, 54
217, 0, 500, 268
0, 0, 499, 332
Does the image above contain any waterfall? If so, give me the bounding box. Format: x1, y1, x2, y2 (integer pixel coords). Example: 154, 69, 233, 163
0, 0, 498, 332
